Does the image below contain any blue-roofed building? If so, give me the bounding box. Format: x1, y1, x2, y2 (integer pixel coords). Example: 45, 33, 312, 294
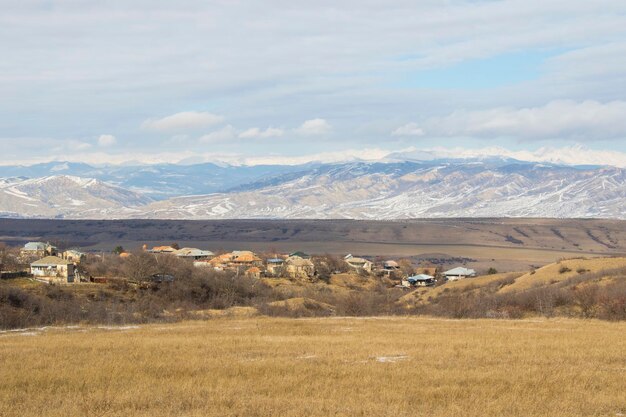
407, 274, 436, 287
266, 258, 285, 276
20, 242, 57, 259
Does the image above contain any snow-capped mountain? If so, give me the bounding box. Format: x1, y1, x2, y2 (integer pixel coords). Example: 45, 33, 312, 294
0, 160, 625, 219
0, 175, 151, 218
0, 162, 313, 199
134, 162, 626, 219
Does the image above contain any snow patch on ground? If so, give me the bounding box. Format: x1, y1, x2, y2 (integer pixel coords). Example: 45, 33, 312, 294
375, 355, 409, 363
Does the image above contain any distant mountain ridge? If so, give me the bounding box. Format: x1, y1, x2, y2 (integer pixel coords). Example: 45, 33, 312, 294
0, 161, 314, 199
0, 159, 625, 219
0, 175, 150, 218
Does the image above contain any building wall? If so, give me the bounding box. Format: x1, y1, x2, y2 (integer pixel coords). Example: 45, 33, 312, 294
31, 264, 75, 283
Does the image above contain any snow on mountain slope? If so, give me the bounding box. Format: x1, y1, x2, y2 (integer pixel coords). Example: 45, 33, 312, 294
1, 162, 626, 219
133, 163, 626, 220
0, 175, 151, 218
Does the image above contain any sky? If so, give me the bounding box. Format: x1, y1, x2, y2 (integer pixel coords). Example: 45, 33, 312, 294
1, 0, 626, 166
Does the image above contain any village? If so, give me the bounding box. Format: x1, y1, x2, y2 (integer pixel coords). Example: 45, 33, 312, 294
1, 241, 479, 288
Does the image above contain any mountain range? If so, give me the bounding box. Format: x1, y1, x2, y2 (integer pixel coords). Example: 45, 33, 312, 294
0, 159, 625, 220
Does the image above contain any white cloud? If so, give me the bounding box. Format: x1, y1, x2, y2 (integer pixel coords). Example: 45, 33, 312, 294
4, 139, 626, 169
397, 144, 626, 168
199, 125, 237, 143
142, 112, 224, 132
294, 119, 332, 136
391, 122, 424, 137
97, 134, 117, 147
238, 127, 284, 139
418, 100, 626, 140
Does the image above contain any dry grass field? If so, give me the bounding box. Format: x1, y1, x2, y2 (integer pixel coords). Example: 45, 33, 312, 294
1, 317, 625, 417
499, 257, 626, 293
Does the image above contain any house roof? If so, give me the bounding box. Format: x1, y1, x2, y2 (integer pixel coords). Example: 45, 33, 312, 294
174, 248, 214, 257
407, 274, 434, 281
209, 253, 233, 265
24, 242, 49, 251
246, 267, 261, 274
233, 253, 261, 263
151, 246, 176, 252
444, 267, 476, 276
346, 257, 371, 265
383, 260, 399, 268
289, 251, 310, 258
286, 256, 314, 267
267, 258, 284, 263
31, 256, 72, 266
232, 250, 255, 256
64, 249, 85, 256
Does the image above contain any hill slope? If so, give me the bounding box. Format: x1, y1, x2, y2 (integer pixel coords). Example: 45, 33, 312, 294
0, 176, 150, 218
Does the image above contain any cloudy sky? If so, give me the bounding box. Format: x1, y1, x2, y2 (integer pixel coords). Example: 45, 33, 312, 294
2, 0, 626, 166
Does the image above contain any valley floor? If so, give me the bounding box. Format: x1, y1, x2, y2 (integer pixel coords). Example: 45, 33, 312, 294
1, 317, 625, 417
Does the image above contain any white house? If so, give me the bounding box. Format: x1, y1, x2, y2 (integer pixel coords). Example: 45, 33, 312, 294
443, 267, 476, 281
31, 256, 76, 283
344, 254, 373, 272
174, 248, 214, 260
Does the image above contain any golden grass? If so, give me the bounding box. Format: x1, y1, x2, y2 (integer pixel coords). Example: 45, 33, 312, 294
499, 257, 626, 293
1, 317, 625, 417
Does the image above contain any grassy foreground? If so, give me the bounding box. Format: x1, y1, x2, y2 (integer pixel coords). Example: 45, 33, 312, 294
1, 317, 625, 417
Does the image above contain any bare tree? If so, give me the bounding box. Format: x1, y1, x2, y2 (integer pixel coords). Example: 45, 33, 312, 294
124, 251, 158, 282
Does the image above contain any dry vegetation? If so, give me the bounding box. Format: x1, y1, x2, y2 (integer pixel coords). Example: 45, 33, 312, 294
402, 258, 626, 320
0, 317, 624, 417
2, 255, 626, 329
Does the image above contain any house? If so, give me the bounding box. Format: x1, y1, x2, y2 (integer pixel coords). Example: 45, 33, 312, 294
285, 256, 315, 279
30, 256, 76, 283
443, 267, 476, 281
383, 260, 400, 271
147, 245, 177, 254
231, 251, 263, 268
20, 242, 57, 259
381, 260, 401, 276
62, 249, 86, 263
407, 274, 436, 287
206, 253, 234, 270
245, 266, 261, 279
266, 258, 285, 276
344, 254, 373, 272
202, 251, 262, 272
174, 248, 214, 260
